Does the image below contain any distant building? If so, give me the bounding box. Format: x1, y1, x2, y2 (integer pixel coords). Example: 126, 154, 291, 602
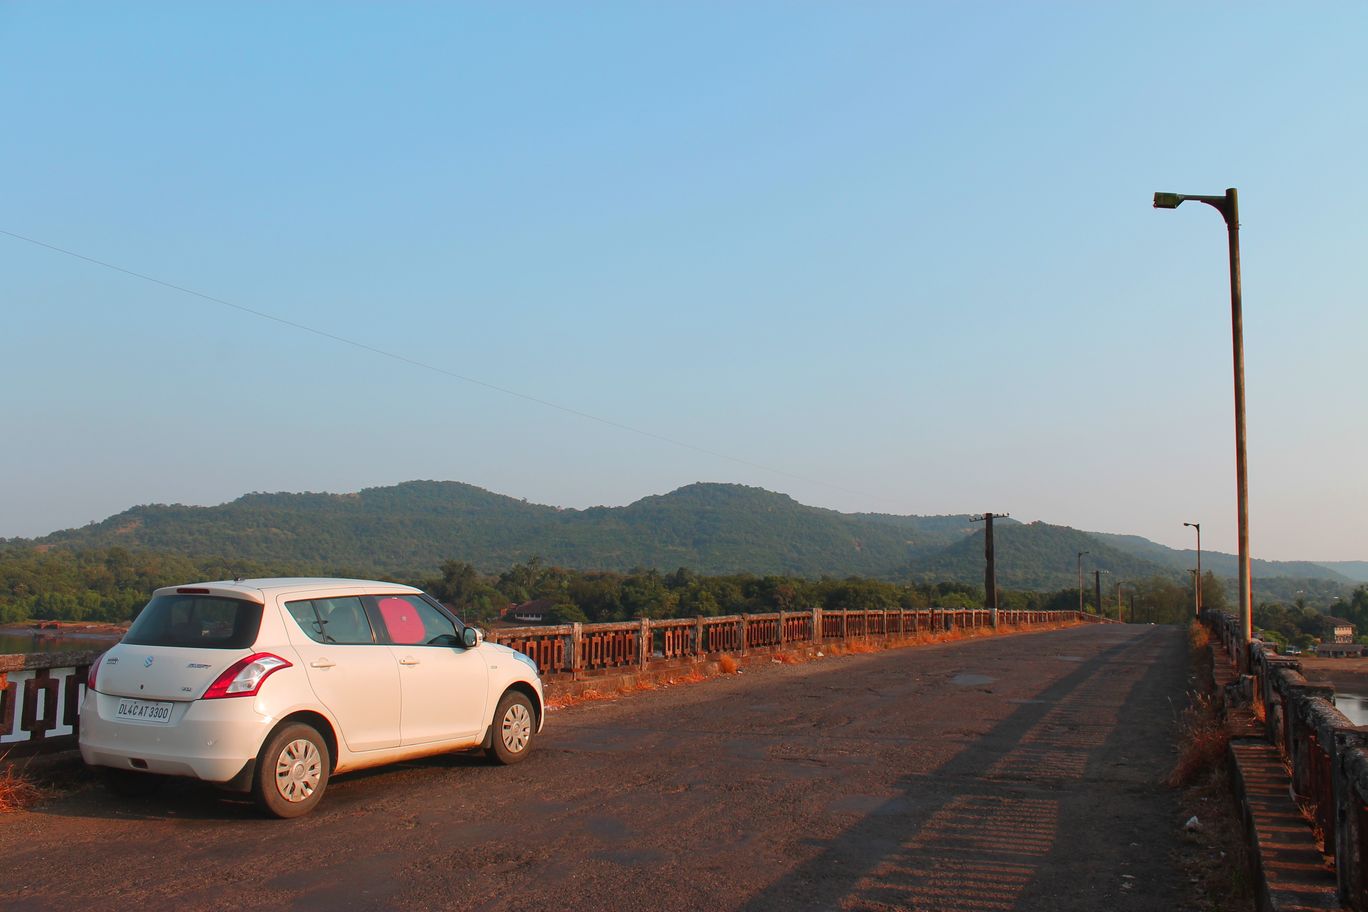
1323, 616, 1357, 644
504, 599, 555, 624
1316, 642, 1366, 658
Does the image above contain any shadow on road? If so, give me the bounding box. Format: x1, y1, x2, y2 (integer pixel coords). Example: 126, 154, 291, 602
737, 626, 1185, 911
33, 747, 493, 822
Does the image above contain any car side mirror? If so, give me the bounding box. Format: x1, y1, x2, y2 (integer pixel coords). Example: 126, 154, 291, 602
462, 627, 479, 648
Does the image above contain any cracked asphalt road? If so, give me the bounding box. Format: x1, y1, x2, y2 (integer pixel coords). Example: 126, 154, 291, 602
1, 623, 1191, 911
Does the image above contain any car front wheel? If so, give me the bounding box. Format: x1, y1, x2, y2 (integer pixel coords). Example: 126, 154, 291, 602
486, 691, 535, 765
254, 722, 330, 818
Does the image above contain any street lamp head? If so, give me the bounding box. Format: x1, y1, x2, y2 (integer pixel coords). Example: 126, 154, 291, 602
1153, 192, 1184, 209
1183, 521, 1200, 529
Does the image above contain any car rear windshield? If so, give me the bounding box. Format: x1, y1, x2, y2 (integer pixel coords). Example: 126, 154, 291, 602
123, 594, 263, 649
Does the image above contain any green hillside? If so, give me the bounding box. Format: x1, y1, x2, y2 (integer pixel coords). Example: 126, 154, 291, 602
1092, 531, 1354, 583
18, 481, 1357, 600
905, 521, 1169, 590
1317, 561, 1368, 584
30, 481, 980, 579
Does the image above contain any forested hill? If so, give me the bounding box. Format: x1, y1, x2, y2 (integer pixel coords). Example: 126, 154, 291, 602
1090, 531, 1351, 582
906, 522, 1164, 590
17, 480, 1356, 592
27, 481, 983, 579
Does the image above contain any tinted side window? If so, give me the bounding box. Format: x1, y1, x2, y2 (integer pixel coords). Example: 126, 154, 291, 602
368, 595, 457, 646
124, 595, 263, 649
285, 597, 374, 645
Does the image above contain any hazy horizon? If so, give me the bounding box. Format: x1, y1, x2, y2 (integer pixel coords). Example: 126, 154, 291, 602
3, 5, 1366, 561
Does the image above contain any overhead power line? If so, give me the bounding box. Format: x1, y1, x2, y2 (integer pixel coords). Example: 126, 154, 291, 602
1, 228, 884, 505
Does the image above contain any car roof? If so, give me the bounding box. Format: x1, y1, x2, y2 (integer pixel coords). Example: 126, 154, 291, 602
151, 578, 423, 603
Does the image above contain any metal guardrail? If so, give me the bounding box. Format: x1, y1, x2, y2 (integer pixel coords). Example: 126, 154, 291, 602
1205, 610, 1368, 909
1, 608, 1105, 757
490, 608, 1103, 678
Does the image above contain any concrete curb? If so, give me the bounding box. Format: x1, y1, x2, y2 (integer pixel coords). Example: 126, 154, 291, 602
1208, 640, 1342, 911
1227, 738, 1339, 911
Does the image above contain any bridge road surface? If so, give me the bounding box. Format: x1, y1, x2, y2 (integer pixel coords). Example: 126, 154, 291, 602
1, 624, 1195, 911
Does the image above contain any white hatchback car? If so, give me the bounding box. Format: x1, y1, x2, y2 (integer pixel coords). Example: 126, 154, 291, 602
79, 578, 544, 817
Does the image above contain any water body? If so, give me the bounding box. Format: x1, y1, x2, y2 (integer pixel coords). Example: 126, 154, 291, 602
0, 630, 119, 656
1335, 692, 1368, 727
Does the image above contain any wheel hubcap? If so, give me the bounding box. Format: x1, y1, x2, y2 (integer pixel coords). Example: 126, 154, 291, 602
275, 738, 321, 802
501, 703, 531, 753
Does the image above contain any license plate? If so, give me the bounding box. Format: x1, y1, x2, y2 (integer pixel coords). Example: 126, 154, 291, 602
115, 698, 174, 724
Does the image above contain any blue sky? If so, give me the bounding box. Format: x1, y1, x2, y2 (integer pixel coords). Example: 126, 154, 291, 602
2, 3, 1365, 561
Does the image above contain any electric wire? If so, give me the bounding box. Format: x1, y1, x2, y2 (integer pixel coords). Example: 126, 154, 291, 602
1, 228, 886, 505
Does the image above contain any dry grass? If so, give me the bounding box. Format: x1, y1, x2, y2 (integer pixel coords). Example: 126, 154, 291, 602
1189, 619, 1212, 654
1170, 620, 1256, 910
1168, 622, 1227, 788
1166, 691, 1231, 788
0, 758, 46, 814
717, 654, 739, 674
545, 688, 607, 710
772, 651, 803, 665
1300, 805, 1327, 854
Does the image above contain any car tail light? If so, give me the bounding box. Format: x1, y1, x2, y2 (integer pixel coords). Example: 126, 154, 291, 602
202, 653, 292, 699
86, 653, 105, 692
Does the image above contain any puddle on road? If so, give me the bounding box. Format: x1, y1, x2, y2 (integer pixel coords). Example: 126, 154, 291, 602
950, 673, 995, 686
1056, 655, 1084, 662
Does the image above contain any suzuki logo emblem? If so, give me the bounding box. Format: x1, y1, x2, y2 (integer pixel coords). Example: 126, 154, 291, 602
144, 656, 155, 668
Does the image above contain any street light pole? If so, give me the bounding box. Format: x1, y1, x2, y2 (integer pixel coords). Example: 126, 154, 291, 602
1155, 189, 1252, 664
1184, 521, 1202, 617
1077, 551, 1089, 615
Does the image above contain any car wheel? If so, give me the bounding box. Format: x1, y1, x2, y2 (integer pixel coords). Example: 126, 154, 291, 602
101, 767, 166, 798
253, 722, 330, 818
486, 690, 535, 765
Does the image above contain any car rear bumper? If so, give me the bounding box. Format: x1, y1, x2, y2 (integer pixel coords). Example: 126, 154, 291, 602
79, 691, 275, 783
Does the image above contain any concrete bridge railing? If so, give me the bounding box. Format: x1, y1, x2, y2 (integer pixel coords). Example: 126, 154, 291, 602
490, 607, 1107, 679
1, 608, 1108, 758
1, 651, 97, 757
1206, 609, 1368, 909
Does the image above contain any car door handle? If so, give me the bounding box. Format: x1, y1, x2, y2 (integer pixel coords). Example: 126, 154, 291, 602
309, 659, 336, 669
399, 657, 420, 666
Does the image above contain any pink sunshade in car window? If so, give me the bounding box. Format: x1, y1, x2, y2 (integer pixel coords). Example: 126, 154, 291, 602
378, 597, 425, 644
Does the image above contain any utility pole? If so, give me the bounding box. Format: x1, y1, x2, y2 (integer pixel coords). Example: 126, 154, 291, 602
1184, 522, 1202, 617
1094, 569, 1108, 618
971, 513, 1010, 627
1077, 551, 1089, 615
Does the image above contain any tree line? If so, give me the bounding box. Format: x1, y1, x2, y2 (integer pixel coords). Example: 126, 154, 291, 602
5, 543, 1359, 634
